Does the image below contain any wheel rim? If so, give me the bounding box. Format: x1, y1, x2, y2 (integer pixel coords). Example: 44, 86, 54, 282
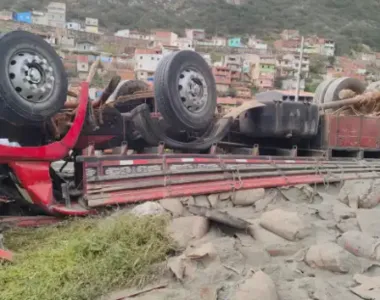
8, 51, 55, 103
178, 68, 208, 113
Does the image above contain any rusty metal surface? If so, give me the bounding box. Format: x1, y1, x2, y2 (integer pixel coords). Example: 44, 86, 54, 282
324, 114, 380, 149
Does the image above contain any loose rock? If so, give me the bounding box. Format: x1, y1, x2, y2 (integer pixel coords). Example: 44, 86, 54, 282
168, 216, 209, 249
305, 242, 368, 273
159, 198, 184, 217
351, 274, 380, 300
266, 243, 304, 257
234, 271, 279, 300
260, 209, 312, 241
337, 231, 380, 260
207, 194, 219, 208
338, 179, 380, 209
232, 188, 265, 206
357, 210, 380, 237
130, 202, 166, 216
280, 185, 322, 204
195, 195, 211, 208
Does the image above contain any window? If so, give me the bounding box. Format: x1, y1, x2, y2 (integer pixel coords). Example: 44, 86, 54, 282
151, 57, 154, 60
140, 56, 143, 59
140, 72, 144, 76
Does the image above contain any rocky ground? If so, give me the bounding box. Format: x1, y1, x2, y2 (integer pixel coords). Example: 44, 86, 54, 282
104, 179, 380, 300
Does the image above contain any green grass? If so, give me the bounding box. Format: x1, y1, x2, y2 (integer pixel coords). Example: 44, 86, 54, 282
0, 214, 173, 300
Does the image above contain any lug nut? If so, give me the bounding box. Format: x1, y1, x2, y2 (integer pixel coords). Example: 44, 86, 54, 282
46, 83, 52, 90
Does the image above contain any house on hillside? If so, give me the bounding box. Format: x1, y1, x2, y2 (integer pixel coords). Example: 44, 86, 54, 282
66, 21, 82, 31
212, 36, 227, 47
47, 2, 66, 28
185, 29, 205, 41
76, 40, 97, 52
115, 29, 130, 38
134, 48, 163, 80
0, 10, 13, 21
154, 31, 178, 47
85, 17, 99, 33
32, 11, 48, 26
228, 37, 242, 48
176, 37, 194, 51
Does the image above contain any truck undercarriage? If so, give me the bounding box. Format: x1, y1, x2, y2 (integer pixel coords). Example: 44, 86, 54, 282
0, 31, 380, 219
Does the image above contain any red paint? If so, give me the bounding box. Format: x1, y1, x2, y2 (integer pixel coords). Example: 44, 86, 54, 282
326, 114, 380, 149
1, 83, 89, 212
88, 172, 374, 207
50, 204, 95, 216
75, 135, 116, 149
0, 249, 13, 262
0, 216, 61, 227
0, 82, 88, 162
9, 161, 53, 208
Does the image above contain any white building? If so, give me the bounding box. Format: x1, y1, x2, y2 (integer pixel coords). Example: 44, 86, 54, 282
212, 36, 227, 47
85, 17, 99, 33
185, 29, 206, 41
115, 29, 130, 38
281, 78, 306, 91
76, 41, 97, 52
32, 11, 48, 26
321, 39, 336, 57
134, 48, 163, 80
129, 31, 154, 41
46, 2, 66, 28
154, 31, 178, 47
176, 37, 194, 51
66, 21, 81, 31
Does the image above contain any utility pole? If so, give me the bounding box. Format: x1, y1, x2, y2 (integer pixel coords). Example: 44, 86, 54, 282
295, 36, 304, 102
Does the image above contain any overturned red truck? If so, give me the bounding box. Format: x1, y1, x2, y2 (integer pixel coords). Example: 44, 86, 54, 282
0, 31, 379, 217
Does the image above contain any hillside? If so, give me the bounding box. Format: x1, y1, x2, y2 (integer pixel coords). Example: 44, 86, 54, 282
3, 0, 380, 54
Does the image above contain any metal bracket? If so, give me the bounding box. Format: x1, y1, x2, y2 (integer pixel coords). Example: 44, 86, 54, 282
157, 142, 165, 155
209, 143, 217, 155
252, 144, 260, 156
291, 145, 298, 158
120, 141, 128, 155
61, 183, 71, 208
86, 143, 95, 156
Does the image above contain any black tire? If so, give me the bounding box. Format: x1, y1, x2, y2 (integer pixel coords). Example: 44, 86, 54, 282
313, 78, 336, 105
0, 31, 68, 125
154, 51, 217, 131
323, 77, 366, 104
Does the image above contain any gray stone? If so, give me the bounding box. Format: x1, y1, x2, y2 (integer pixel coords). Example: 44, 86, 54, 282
232, 188, 265, 206
194, 195, 211, 208
159, 198, 184, 217
130, 202, 166, 216
357, 210, 380, 237
207, 194, 219, 208
168, 216, 210, 249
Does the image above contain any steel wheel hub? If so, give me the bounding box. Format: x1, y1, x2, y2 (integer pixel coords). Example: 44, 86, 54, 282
178, 69, 208, 113
8, 52, 55, 102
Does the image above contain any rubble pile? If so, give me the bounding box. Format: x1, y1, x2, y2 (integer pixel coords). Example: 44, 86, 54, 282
106, 179, 380, 300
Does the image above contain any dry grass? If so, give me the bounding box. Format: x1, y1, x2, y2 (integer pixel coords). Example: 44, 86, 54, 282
0, 214, 173, 300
